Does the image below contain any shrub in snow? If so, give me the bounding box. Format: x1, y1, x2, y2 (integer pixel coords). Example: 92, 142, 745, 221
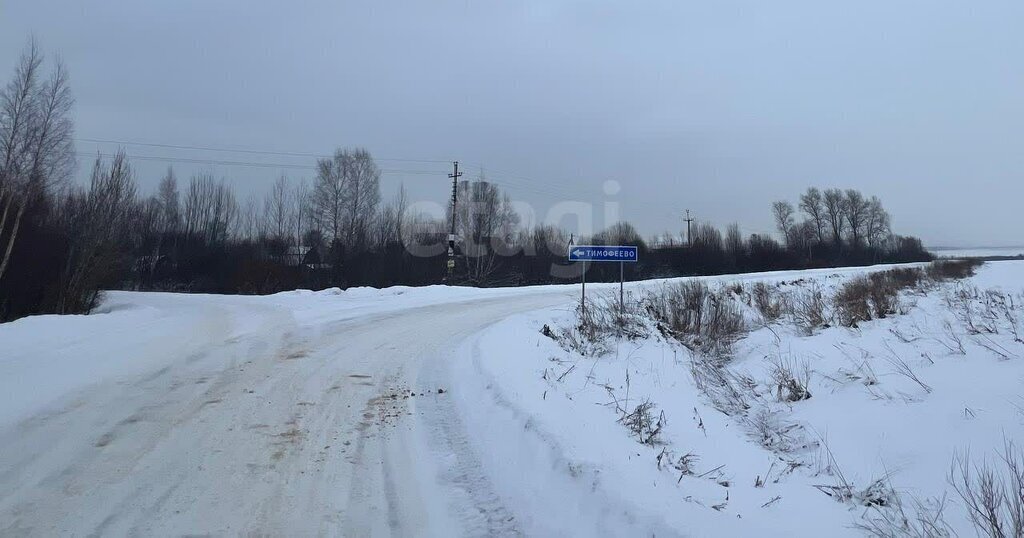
927, 258, 983, 281
944, 284, 1024, 347
855, 492, 953, 538
554, 293, 652, 356
868, 272, 901, 318
646, 280, 711, 336
834, 269, 923, 327
790, 283, 829, 335
769, 355, 812, 402
832, 263, 985, 329
751, 281, 787, 323
835, 277, 875, 327
950, 440, 1024, 538
619, 400, 664, 445
745, 408, 804, 452
886, 266, 928, 291
646, 281, 747, 356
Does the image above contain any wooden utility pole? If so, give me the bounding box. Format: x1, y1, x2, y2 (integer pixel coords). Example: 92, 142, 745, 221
683, 209, 694, 247
446, 161, 462, 280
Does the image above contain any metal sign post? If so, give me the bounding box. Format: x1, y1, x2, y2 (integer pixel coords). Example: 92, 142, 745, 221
568, 245, 639, 316
620, 260, 624, 313
581, 260, 586, 319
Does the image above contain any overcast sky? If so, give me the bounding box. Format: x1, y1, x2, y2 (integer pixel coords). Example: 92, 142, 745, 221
2, 1, 1021, 246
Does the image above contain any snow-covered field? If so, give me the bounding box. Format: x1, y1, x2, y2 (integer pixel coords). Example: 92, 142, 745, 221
449, 260, 1024, 536
1, 261, 1021, 536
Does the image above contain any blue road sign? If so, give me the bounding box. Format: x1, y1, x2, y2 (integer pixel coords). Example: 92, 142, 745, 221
568, 245, 638, 262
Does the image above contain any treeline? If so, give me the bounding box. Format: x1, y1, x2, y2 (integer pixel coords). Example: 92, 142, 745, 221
584, 191, 930, 284
0, 41, 931, 322
643, 187, 930, 278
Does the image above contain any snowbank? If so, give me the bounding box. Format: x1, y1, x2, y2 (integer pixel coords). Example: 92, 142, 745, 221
453, 260, 1024, 536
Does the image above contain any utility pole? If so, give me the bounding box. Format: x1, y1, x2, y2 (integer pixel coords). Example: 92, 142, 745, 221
446, 161, 462, 280
683, 209, 694, 248
567, 233, 586, 320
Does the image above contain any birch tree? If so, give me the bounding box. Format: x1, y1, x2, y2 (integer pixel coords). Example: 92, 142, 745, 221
312, 148, 381, 254
0, 40, 74, 284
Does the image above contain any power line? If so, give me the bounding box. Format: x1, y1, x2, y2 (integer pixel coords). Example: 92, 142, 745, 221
461, 161, 581, 197
75, 137, 452, 164
478, 171, 581, 198
74, 151, 575, 202
75, 152, 589, 202
75, 137, 592, 197
74, 140, 596, 200
74, 152, 445, 175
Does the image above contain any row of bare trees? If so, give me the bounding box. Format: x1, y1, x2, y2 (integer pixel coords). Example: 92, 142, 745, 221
127, 151, 406, 270
773, 188, 892, 255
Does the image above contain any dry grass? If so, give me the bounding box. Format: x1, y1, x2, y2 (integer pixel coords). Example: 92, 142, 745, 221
647, 281, 747, 355
619, 400, 664, 445
790, 283, 829, 335
928, 259, 983, 281
950, 440, 1024, 538
554, 292, 650, 355
835, 276, 876, 327
752, 281, 787, 323
769, 355, 812, 402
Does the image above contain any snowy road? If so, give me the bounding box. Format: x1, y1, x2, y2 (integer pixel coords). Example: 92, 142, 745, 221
0, 289, 573, 536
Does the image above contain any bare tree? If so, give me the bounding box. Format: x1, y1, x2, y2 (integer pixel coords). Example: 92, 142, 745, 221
449, 175, 520, 283
772, 201, 796, 248
651, 231, 675, 249
843, 189, 870, 247
55, 151, 136, 313
0, 39, 43, 203
524, 224, 568, 257
137, 167, 183, 279
864, 196, 891, 248
133, 193, 164, 279
691, 222, 724, 252
184, 173, 237, 245
792, 220, 816, 257
724, 222, 745, 262
312, 148, 381, 255
593, 221, 644, 247
156, 167, 181, 235
124, 193, 160, 256
374, 184, 407, 250
344, 149, 381, 253
822, 188, 846, 247
263, 174, 293, 243
292, 179, 311, 247
313, 154, 345, 242
0, 40, 75, 284
237, 193, 261, 242
799, 187, 826, 244
401, 211, 446, 259
26, 57, 75, 194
